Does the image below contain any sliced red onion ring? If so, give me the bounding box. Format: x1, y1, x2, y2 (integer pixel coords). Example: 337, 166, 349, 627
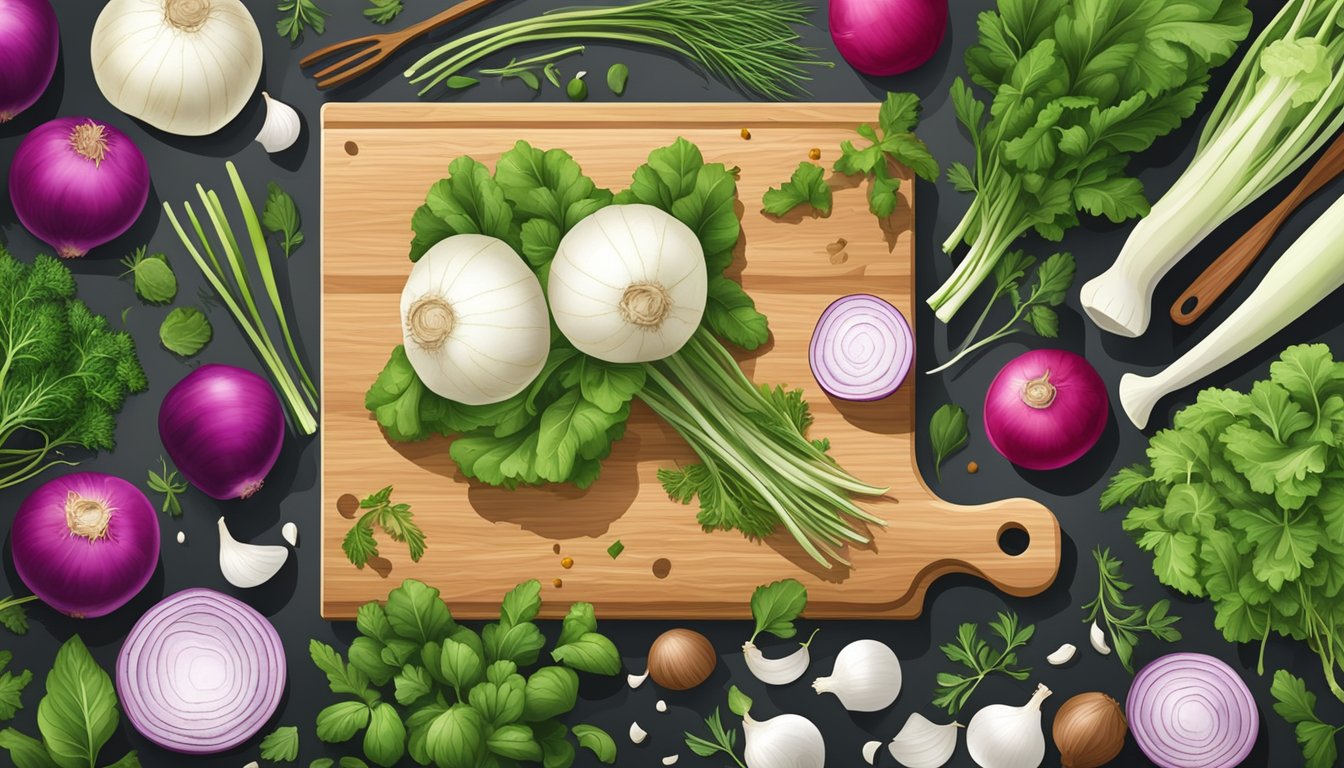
116, 588, 286, 754
809, 294, 913, 401
1127, 653, 1258, 768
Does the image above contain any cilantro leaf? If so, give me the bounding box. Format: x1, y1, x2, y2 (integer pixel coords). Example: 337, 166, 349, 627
0, 652, 31, 721
260, 726, 300, 762
362, 0, 403, 24
343, 486, 426, 568
1273, 670, 1343, 768
749, 579, 807, 643
276, 0, 327, 42
929, 403, 968, 482
262, 183, 305, 257
934, 612, 1034, 715
159, 307, 212, 357
762, 162, 832, 216
834, 92, 938, 218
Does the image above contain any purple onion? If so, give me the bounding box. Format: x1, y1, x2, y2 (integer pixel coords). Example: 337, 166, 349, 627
830, 0, 948, 76
984, 348, 1109, 470
0, 0, 58, 122
9, 116, 150, 258
159, 364, 285, 500
12, 472, 160, 618
809, 294, 913, 401
1127, 653, 1258, 768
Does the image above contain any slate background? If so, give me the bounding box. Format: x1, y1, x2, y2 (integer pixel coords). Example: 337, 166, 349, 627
0, 0, 1335, 765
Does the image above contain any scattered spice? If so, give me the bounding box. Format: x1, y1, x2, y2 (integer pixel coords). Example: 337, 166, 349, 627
740, 128, 751, 140
553, 543, 562, 554
553, 578, 563, 588
826, 238, 849, 265
608, 540, 625, 559
561, 557, 575, 569
967, 461, 979, 474
809, 147, 821, 160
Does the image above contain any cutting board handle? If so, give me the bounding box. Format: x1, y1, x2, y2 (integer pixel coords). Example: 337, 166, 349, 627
908, 497, 1062, 601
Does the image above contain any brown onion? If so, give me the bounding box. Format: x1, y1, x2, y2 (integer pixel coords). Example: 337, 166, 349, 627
648, 628, 717, 690
1053, 692, 1127, 768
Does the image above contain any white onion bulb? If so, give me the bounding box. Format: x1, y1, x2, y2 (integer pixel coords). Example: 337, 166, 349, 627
91, 0, 263, 136
549, 204, 707, 363
401, 235, 550, 405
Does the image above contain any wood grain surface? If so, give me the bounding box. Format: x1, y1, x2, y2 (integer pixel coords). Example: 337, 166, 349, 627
320, 103, 1060, 620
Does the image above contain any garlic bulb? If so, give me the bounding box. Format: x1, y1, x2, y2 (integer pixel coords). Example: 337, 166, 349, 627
743, 629, 819, 685
1090, 621, 1111, 655
217, 517, 288, 588
1047, 643, 1076, 666
401, 235, 550, 405
966, 684, 1052, 768
549, 204, 708, 363
862, 740, 882, 765
281, 521, 299, 546
91, 0, 263, 136
743, 712, 825, 768
256, 93, 301, 153
889, 713, 960, 768
812, 639, 902, 712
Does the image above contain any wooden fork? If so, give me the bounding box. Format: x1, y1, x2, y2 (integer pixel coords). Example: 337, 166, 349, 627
300, 0, 501, 90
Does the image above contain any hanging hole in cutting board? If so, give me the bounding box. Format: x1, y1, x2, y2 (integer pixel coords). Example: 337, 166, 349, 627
997, 523, 1030, 557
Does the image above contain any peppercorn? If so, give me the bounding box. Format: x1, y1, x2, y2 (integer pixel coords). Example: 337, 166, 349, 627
553, 578, 563, 588
561, 557, 574, 569
809, 147, 821, 160
967, 461, 980, 474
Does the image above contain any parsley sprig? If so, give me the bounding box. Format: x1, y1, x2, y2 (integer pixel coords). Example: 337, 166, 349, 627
933, 611, 1034, 715
276, 0, 327, 43
1273, 670, 1344, 768
342, 486, 426, 568
147, 456, 188, 517
685, 708, 747, 768
363, 0, 403, 24
834, 92, 938, 218
762, 162, 832, 217
262, 182, 304, 258
1081, 547, 1181, 673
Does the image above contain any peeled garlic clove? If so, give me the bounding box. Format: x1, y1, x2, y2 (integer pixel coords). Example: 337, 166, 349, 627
629, 670, 649, 689
862, 740, 882, 765
1090, 621, 1112, 655
282, 521, 299, 546
743, 631, 817, 685
656, 700, 668, 713
630, 721, 648, 744
255, 92, 301, 154
743, 712, 825, 768
888, 713, 960, 768
176, 531, 186, 544
1047, 643, 1076, 666
662, 757, 679, 766
813, 639, 902, 712
244, 762, 260, 768
217, 517, 288, 588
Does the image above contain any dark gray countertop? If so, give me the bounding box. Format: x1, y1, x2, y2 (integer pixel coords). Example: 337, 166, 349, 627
0, 0, 1335, 765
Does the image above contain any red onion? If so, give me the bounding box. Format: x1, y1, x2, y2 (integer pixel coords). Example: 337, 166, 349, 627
11, 472, 160, 618
9, 116, 150, 258
983, 349, 1108, 470
809, 294, 913, 401
1127, 653, 1257, 768
0, 0, 58, 122
159, 364, 285, 500
117, 588, 286, 754
829, 0, 948, 76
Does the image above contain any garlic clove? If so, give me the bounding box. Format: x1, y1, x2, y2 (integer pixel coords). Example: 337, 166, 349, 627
630, 721, 648, 744
656, 700, 668, 713
812, 639, 902, 712
217, 517, 288, 588
176, 530, 186, 544
281, 521, 299, 546
743, 712, 826, 768
862, 740, 882, 765
255, 92, 301, 154
662, 756, 679, 766
888, 713, 960, 768
244, 762, 260, 768
1090, 621, 1112, 655
1047, 643, 1076, 666
743, 630, 817, 685
629, 669, 650, 689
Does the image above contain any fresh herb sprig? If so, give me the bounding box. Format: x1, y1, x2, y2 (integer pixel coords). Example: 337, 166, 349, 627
120, 246, 177, 303
1273, 670, 1344, 768
0, 596, 36, 636
1081, 547, 1181, 672
147, 456, 188, 517
260, 725, 299, 762
929, 403, 968, 482
277, 0, 327, 42
929, 251, 1076, 374
263, 182, 305, 258
685, 708, 746, 768
834, 92, 938, 218
160, 306, 213, 357
467, 46, 585, 92
0, 651, 30, 722
342, 486, 427, 568
933, 611, 1034, 715
762, 162, 831, 217
748, 579, 807, 644
363, 0, 403, 25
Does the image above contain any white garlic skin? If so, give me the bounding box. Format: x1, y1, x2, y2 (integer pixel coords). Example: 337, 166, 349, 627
1090, 621, 1112, 655
813, 639, 902, 712
862, 740, 882, 765
743, 712, 825, 768
656, 700, 668, 713
1046, 643, 1076, 666
256, 92, 301, 153
888, 713, 960, 768
281, 521, 299, 546
217, 516, 288, 588
629, 721, 647, 744
743, 640, 811, 685
965, 684, 1051, 768
628, 670, 649, 689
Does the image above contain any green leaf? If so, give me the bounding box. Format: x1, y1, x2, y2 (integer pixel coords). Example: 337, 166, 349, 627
410, 156, 518, 262
487, 724, 543, 761
484, 620, 547, 667
557, 603, 598, 648
468, 679, 526, 727
1273, 670, 1341, 768
317, 701, 371, 743
37, 637, 118, 768
260, 726, 300, 762
159, 307, 212, 357
606, 64, 629, 96
727, 685, 753, 718
384, 580, 455, 645
363, 703, 406, 767
522, 667, 579, 722
276, 0, 327, 42
262, 182, 305, 256
500, 580, 543, 628
606, 540, 624, 559
120, 248, 177, 303
705, 277, 769, 350
310, 640, 372, 698
439, 639, 484, 692
393, 665, 433, 706
749, 579, 807, 642
0, 601, 30, 637
551, 633, 622, 675
762, 162, 832, 216
572, 724, 617, 763
879, 92, 922, 134
426, 705, 485, 768
446, 75, 480, 89
535, 390, 628, 483
929, 403, 969, 482
0, 653, 30, 722
362, 0, 403, 24
579, 361, 645, 415
0, 728, 59, 768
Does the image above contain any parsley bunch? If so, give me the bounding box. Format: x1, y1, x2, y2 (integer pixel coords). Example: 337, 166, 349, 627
1104, 344, 1344, 701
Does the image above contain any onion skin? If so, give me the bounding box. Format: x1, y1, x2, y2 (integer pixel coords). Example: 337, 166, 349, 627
12, 472, 160, 618
1053, 692, 1127, 768
648, 628, 717, 690
0, 0, 58, 122
159, 364, 285, 500
9, 116, 150, 258
829, 0, 948, 76
984, 349, 1109, 470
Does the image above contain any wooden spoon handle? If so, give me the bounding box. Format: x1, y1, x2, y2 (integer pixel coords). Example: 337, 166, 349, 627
1171, 131, 1344, 326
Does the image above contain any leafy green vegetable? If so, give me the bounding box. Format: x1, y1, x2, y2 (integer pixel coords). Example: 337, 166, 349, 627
762, 162, 831, 217
159, 307, 213, 357
606, 540, 624, 559
684, 708, 745, 768
834, 92, 938, 218
0, 652, 31, 722
478, 47, 585, 92
606, 63, 629, 96
933, 611, 1033, 715
1273, 669, 1344, 768
0, 596, 35, 637
147, 456, 188, 517
263, 182, 305, 258
343, 486, 426, 569
119, 246, 176, 303
261, 726, 300, 762
929, 251, 1075, 374
277, 0, 327, 42
0, 249, 148, 491
444, 76, 480, 90
1080, 547, 1181, 673
929, 403, 968, 482
929, 0, 1252, 323
312, 579, 620, 768
1103, 343, 1344, 701
749, 579, 807, 643
363, 0, 403, 24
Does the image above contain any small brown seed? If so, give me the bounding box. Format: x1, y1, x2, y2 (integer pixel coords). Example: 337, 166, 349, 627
967, 461, 980, 474
740, 128, 751, 140
553, 578, 563, 588
809, 147, 821, 160
561, 557, 574, 569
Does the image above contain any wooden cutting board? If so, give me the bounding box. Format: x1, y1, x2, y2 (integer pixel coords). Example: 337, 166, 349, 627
320, 103, 1060, 620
